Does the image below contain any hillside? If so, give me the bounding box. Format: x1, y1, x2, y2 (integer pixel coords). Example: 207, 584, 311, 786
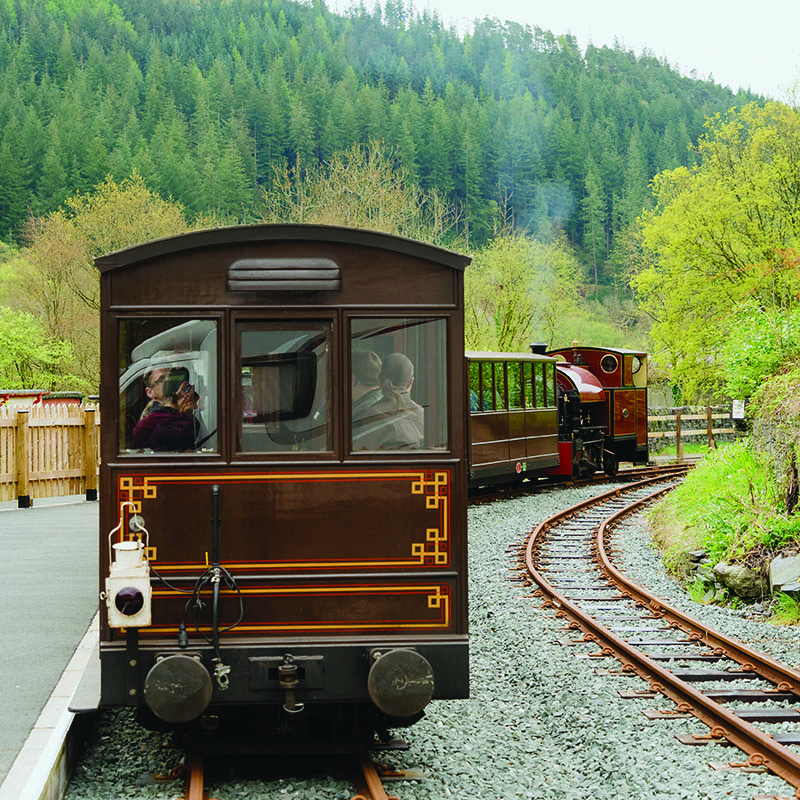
0, 0, 757, 280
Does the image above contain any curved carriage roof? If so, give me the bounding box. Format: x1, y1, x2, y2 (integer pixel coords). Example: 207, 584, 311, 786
465, 350, 558, 362
95, 223, 471, 273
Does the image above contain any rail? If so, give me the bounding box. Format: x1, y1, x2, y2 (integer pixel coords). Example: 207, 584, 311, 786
0, 403, 100, 507
521, 477, 800, 796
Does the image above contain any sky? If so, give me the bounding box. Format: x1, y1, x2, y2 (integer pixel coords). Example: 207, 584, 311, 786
407, 0, 800, 101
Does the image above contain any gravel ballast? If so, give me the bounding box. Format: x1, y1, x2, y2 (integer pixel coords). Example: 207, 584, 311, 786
65, 483, 798, 799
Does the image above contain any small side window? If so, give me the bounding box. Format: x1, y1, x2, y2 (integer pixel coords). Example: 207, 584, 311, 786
508, 363, 523, 410
494, 362, 507, 409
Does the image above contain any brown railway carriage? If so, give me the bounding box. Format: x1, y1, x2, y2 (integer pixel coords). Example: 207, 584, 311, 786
97, 224, 470, 753
466, 352, 560, 487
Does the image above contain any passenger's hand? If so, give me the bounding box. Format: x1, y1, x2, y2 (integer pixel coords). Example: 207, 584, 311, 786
177, 381, 199, 412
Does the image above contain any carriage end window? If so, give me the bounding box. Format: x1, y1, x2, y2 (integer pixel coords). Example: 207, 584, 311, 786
238, 322, 331, 453
350, 317, 448, 452
119, 318, 218, 454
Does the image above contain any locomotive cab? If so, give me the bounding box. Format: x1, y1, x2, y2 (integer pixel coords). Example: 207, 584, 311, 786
96, 225, 470, 754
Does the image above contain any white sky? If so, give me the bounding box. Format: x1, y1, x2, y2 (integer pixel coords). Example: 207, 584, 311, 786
409, 0, 800, 101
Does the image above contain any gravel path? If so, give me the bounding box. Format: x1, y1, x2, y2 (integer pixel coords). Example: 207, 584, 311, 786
65, 483, 800, 799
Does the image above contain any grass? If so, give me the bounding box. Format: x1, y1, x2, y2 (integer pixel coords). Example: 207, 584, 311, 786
772, 593, 800, 625
650, 439, 786, 571
651, 442, 712, 458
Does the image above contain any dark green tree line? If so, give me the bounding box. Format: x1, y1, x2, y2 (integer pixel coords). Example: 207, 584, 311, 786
0, 0, 758, 279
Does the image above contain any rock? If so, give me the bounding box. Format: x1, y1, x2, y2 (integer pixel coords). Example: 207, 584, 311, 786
711, 562, 766, 601
769, 555, 800, 591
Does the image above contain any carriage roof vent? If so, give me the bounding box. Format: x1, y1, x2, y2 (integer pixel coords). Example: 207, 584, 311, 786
228, 258, 341, 292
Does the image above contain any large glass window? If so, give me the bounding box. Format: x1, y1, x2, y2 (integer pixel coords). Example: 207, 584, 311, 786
350, 317, 447, 451
238, 322, 331, 453
119, 318, 217, 454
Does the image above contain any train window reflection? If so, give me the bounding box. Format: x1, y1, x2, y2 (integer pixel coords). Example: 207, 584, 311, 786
238, 323, 330, 453
350, 317, 448, 451
118, 318, 217, 454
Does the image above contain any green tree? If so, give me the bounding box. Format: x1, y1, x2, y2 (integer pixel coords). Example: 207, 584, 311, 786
465, 233, 581, 352
14, 172, 189, 388
259, 140, 460, 246
635, 102, 800, 399
0, 307, 74, 390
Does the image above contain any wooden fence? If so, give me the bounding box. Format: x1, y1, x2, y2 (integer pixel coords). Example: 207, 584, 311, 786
647, 406, 737, 460
0, 403, 100, 507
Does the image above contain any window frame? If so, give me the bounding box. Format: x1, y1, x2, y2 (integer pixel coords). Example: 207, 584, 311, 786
348, 314, 451, 456
115, 312, 222, 459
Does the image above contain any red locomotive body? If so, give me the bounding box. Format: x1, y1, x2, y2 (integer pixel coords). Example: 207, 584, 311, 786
96, 224, 470, 753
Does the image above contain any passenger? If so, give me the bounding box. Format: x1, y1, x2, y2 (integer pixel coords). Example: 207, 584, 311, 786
139, 367, 170, 419
356, 353, 424, 450
351, 350, 383, 421
133, 367, 200, 451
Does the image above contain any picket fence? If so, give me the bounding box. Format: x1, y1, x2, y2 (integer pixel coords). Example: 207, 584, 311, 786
0, 403, 100, 506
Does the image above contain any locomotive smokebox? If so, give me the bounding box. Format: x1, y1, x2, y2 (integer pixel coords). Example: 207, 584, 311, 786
144, 654, 213, 724
367, 649, 434, 718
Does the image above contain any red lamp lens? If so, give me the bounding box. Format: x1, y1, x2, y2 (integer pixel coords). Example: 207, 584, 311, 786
115, 586, 145, 616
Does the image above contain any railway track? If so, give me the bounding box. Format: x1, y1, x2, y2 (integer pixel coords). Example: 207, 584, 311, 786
520, 472, 800, 799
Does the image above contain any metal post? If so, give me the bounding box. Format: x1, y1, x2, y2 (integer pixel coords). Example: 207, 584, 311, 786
675, 409, 683, 462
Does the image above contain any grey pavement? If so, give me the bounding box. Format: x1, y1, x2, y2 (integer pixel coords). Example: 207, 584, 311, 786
0, 498, 98, 782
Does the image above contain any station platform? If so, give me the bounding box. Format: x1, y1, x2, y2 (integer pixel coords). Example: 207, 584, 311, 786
0, 496, 98, 798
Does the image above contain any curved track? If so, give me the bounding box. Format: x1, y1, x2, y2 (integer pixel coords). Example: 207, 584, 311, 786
520, 473, 800, 797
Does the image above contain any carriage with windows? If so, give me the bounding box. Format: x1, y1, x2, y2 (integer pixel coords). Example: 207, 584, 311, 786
97, 224, 470, 753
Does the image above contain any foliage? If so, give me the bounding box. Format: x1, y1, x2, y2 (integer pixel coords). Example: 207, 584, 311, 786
747, 363, 800, 508
259, 141, 461, 246
771, 593, 800, 625
650, 440, 791, 571
720, 299, 800, 400
0, 307, 76, 390
0, 0, 757, 276
1, 173, 189, 390
635, 103, 800, 400
464, 233, 581, 352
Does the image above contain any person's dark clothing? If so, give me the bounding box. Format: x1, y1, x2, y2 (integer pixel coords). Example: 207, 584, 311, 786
133, 406, 198, 451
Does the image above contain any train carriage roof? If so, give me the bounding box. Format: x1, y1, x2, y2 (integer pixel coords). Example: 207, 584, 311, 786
95, 223, 471, 273
465, 351, 559, 362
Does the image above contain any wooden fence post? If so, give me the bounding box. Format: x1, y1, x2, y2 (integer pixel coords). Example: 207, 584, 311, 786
15, 409, 31, 508
675, 409, 683, 462
84, 406, 98, 501
706, 406, 717, 450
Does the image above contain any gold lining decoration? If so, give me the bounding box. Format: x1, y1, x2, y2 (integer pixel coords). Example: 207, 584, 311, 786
115, 469, 451, 570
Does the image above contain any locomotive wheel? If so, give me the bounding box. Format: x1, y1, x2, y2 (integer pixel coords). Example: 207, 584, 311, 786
603, 452, 619, 478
